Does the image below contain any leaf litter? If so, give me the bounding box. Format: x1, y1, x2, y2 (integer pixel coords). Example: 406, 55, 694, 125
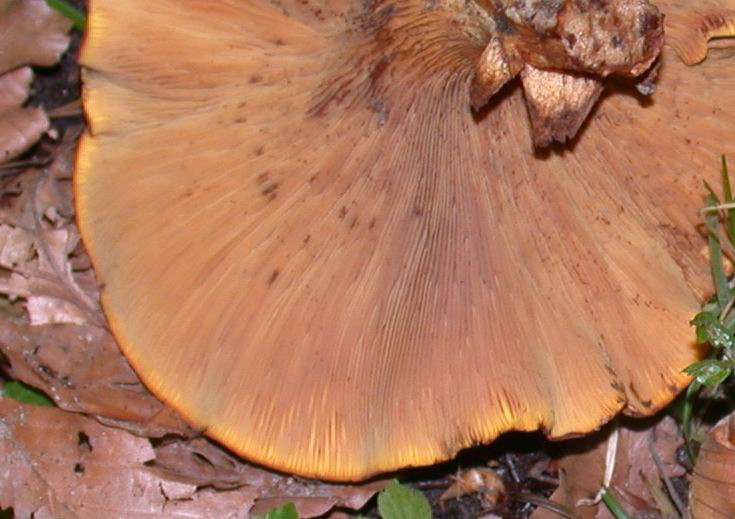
0, 1, 731, 518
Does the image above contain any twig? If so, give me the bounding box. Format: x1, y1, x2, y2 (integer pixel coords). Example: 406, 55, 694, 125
503, 453, 521, 483
648, 430, 688, 519
577, 426, 619, 506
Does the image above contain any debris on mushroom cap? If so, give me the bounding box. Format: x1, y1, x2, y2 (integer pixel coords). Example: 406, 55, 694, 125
76, 0, 735, 480
666, 1, 735, 65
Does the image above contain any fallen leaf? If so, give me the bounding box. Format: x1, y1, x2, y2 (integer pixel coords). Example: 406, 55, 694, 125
0, 398, 257, 519
690, 412, 735, 518
0, 0, 72, 75
531, 416, 685, 519
0, 320, 195, 436
153, 438, 385, 518
0, 67, 49, 162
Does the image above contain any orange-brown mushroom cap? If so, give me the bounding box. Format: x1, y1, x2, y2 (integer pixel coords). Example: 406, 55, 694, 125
76, 0, 735, 480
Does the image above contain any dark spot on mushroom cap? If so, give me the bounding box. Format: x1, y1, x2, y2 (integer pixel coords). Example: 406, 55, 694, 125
267, 270, 280, 285
256, 172, 279, 200
368, 55, 391, 90
639, 10, 660, 36
494, 12, 513, 33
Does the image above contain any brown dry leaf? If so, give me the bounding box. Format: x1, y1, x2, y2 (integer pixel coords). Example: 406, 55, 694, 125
0, 67, 49, 163
690, 413, 735, 518
152, 438, 386, 518
531, 417, 684, 519
0, 396, 383, 519
0, 398, 258, 519
0, 0, 72, 75
0, 320, 194, 436
0, 0, 73, 163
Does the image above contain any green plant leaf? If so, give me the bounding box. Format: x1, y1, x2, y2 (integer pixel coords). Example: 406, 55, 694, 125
2, 380, 54, 407
45, 0, 87, 31
684, 359, 732, 386
378, 480, 432, 519
601, 488, 633, 519
703, 193, 734, 311
690, 311, 734, 349
252, 503, 299, 519
721, 156, 735, 243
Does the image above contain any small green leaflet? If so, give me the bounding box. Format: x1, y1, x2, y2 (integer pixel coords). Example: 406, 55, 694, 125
252, 481, 432, 519
690, 311, 734, 349
252, 503, 298, 519
684, 359, 732, 386
378, 480, 432, 519
1, 381, 54, 407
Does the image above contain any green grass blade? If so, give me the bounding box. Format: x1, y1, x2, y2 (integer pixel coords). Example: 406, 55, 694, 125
46, 0, 86, 31
682, 380, 701, 463
2, 380, 54, 407
704, 193, 733, 310
722, 156, 735, 243
601, 489, 632, 519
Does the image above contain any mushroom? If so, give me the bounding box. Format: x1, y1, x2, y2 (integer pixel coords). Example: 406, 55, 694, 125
76, 0, 735, 480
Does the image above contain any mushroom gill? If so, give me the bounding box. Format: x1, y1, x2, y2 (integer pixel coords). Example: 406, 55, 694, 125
76, 0, 735, 480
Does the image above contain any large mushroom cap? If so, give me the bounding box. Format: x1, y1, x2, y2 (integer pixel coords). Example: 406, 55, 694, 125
76, 0, 735, 480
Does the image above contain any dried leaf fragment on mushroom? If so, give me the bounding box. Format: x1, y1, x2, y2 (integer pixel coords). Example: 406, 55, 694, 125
665, 2, 735, 65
